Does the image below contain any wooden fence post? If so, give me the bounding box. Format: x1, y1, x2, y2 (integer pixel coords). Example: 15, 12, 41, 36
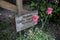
16, 0, 23, 15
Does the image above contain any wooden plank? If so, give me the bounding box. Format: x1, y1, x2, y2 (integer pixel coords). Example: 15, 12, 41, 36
16, 0, 23, 15
0, 0, 17, 12
15, 11, 38, 32
16, 0, 29, 14
0, 0, 29, 13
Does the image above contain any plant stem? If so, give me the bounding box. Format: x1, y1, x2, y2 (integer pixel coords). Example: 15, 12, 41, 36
41, 15, 48, 29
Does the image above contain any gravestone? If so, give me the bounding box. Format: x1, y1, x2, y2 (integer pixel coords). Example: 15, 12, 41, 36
15, 11, 38, 32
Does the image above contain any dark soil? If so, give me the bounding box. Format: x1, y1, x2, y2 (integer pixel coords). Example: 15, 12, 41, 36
0, 8, 16, 40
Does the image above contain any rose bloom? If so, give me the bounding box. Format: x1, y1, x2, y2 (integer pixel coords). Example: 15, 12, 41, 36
47, 7, 53, 15
33, 15, 39, 22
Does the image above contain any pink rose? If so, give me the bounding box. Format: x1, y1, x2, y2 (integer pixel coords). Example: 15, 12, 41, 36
47, 7, 53, 15
33, 15, 39, 22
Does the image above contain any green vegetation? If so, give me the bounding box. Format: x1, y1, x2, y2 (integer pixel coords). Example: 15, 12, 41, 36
16, 28, 55, 40
0, 19, 16, 40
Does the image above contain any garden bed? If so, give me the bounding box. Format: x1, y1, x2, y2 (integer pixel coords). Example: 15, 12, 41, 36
0, 6, 60, 40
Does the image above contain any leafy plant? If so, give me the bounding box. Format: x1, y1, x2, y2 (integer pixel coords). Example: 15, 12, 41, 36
16, 28, 55, 40
30, 0, 58, 29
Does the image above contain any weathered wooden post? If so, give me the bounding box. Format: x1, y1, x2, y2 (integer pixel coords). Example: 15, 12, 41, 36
16, 0, 23, 15
16, 0, 23, 35
15, 0, 38, 35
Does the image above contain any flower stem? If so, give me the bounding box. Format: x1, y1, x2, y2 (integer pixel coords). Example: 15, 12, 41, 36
41, 15, 48, 30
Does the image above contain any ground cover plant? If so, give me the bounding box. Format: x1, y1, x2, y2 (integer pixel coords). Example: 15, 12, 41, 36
16, 28, 55, 40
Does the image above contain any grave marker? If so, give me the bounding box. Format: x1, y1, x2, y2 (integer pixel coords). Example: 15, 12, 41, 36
15, 11, 38, 32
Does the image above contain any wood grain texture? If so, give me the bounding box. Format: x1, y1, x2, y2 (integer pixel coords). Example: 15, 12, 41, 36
0, 0, 29, 13
0, 0, 17, 12
16, 0, 23, 14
